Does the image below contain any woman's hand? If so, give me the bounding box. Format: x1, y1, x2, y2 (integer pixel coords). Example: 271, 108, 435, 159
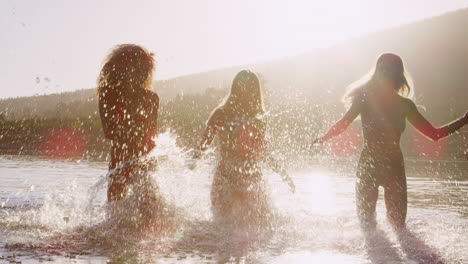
185, 149, 202, 170
264, 155, 296, 193
310, 137, 324, 148
185, 158, 197, 170
312, 137, 323, 144
282, 172, 296, 193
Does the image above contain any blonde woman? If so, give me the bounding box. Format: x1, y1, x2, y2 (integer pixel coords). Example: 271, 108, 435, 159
313, 53, 467, 230
192, 70, 291, 225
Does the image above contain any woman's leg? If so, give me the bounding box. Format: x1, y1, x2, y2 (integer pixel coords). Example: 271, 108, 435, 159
356, 176, 379, 231
211, 167, 232, 222
107, 170, 128, 201
356, 152, 381, 231
108, 177, 122, 201
107, 161, 132, 201
384, 173, 407, 229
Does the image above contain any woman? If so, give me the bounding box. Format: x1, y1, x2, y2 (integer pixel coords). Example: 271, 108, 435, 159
98, 44, 159, 201
192, 70, 280, 225
313, 53, 467, 230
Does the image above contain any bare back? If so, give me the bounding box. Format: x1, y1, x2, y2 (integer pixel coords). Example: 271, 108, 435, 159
199, 108, 266, 161
357, 92, 410, 150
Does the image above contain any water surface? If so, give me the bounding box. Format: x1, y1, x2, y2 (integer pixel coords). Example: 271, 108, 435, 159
0, 139, 467, 264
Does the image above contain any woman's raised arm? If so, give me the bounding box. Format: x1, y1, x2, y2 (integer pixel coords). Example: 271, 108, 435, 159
313, 97, 362, 144
193, 109, 222, 159
405, 99, 467, 142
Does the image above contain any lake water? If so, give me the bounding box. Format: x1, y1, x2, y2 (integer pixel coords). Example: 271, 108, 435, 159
0, 134, 467, 264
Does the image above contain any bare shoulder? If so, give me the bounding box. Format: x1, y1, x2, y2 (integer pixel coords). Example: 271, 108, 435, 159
142, 89, 159, 104
400, 96, 416, 107
208, 107, 225, 125
399, 96, 418, 115
348, 90, 366, 111
211, 107, 223, 118
98, 86, 118, 104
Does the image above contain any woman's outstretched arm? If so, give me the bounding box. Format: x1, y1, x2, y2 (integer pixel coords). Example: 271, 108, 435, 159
405, 99, 468, 142
192, 109, 221, 159
313, 98, 361, 144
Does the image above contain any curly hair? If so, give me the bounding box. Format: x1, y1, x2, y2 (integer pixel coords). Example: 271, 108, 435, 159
97, 44, 155, 92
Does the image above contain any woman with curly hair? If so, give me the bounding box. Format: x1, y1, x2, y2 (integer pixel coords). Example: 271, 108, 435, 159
97, 44, 159, 201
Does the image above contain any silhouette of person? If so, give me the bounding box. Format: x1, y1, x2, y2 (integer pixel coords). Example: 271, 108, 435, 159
97, 44, 159, 201
190, 70, 288, 225
313, 53, 467, 230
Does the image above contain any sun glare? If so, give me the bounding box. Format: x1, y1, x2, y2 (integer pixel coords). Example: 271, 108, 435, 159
296, 170, 339, 216
256, 0, 381, 58
269, 250, 362, 263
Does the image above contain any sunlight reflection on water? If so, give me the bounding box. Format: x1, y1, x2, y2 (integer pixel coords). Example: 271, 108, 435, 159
297, 170, 340, 216
267, 250, 363, 264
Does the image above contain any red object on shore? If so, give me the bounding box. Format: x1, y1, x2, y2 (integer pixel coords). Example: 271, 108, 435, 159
41, 127, 87, 158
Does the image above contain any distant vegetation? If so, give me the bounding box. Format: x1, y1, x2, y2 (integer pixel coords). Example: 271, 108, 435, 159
1, 9, 467, 161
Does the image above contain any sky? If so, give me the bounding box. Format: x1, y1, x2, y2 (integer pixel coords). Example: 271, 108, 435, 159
1, 0, 468, 99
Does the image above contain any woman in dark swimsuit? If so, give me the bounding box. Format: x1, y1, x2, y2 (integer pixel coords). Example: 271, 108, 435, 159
313, 53, 467, 230
98, 44, 159, 201
191, 70, 281, 225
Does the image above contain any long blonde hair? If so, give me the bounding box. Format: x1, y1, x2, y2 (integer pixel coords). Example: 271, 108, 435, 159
97, 44, 155, 92
219, 70, 264, 116
344, 53, 413, 105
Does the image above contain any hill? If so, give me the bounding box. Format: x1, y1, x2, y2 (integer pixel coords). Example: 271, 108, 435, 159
2, 9, 468, 119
